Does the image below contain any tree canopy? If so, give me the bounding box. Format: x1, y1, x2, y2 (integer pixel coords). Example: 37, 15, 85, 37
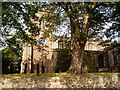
2, 2, 120, 46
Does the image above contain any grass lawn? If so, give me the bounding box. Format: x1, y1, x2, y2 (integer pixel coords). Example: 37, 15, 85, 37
2, 72, 120, 78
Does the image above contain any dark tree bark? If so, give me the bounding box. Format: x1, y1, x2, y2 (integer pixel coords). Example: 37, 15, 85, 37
68, 4, 90, 74
31, 44, 34, 73
37, 63, 40, 76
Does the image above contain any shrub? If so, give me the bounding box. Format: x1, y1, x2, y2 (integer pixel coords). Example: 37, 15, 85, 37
55, 49, 71, 73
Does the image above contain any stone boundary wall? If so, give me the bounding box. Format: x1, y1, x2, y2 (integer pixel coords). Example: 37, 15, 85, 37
0, 76, 120, 89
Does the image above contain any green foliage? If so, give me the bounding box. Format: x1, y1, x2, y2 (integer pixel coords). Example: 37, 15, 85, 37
2, 50, 12, 74
105, 3, 120, 42
2, 34, 23, 74
2, 47, 22, 74
2, 2, 120, 46
55, 49, 71, 73
83, 54, 92, 67
2, 2, 120, 44
38, 2, 120, 42
83, 54, 93, 72
2, 2, 41, 47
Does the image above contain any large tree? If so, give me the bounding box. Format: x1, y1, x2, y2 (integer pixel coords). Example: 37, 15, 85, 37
40, 2, 120, 74
2, 2, 40, 73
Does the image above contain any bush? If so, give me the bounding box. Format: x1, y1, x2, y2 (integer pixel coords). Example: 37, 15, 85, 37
55, 49, 71, 73
83, 53, 93, 72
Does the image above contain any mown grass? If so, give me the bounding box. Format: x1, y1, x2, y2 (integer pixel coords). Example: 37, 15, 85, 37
2, 72, 120, 78
87, 72, 120, 77
2, 73, 78, 78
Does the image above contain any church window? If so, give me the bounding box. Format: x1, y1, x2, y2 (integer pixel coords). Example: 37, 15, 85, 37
58, 40, 63, 49
38, 39, 46, 45
113, 52, 119, 65
58, 40, 71, 49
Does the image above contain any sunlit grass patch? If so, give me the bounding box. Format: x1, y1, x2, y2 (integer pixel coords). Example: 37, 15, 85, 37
2, 72, 120, 78
2, 73, 79, 78
2, 73, 36, 78
87, 72, 120, 77
36, 73, 80, 78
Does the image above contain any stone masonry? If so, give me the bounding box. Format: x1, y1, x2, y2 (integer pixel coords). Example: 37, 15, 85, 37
0, 76, 120, 89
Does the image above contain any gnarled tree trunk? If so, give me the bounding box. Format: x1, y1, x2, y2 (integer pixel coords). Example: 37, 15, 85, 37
69, 38, 86, 74
69, 6, 90, 74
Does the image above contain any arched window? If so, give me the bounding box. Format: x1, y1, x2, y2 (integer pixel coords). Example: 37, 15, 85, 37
24, 63, 27, 74
113, 52, 119, 65
58, 40, 63, 49
88, 43, 93, 50
98, 54, 104, 68
58, 40, 71, 49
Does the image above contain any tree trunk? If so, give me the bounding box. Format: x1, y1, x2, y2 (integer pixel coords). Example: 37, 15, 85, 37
31, 44, 34, 73
69, 38, 86, 74
68, 6, 90, 74
37, 63, 40, 76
